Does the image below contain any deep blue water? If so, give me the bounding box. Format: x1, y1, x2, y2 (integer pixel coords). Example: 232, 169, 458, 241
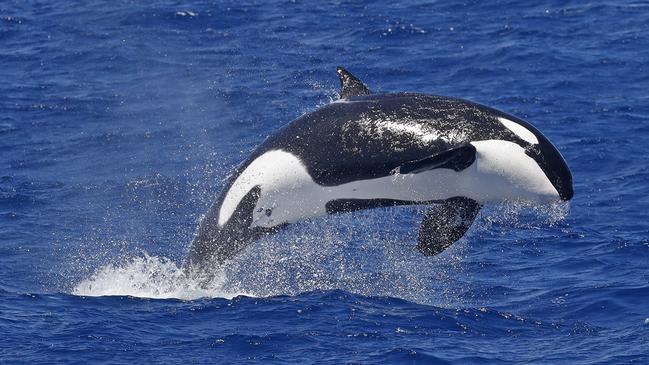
2, 1, 649, 363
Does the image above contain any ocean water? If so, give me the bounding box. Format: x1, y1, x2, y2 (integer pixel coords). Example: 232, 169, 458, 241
1, 0, 648, 363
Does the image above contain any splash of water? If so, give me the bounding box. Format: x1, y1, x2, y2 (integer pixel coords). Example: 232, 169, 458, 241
71, 202, 570, 303
72, 254, 246, 300
481, 200, 571, 228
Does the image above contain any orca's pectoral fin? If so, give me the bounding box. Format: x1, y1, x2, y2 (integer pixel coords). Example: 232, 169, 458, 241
336, 67, 371, 99
417, 197, 481, 256
392, 143, 476, 175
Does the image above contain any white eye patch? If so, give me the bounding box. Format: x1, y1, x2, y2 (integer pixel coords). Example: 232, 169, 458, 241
498, 117, 538, 144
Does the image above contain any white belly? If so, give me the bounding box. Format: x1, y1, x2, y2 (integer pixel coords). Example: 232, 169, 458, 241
218, 140, 560, 229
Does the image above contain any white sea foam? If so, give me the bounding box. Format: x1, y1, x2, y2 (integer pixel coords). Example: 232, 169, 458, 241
175, 10, 197, 17
69, 207, 465, 305
72, 254, 246, 300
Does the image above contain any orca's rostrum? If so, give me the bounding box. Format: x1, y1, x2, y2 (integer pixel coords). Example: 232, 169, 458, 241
185, 67, 573, 274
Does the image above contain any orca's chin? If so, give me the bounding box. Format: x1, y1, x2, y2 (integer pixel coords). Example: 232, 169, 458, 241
559, 186, 574, 201
553, 170, 573, 201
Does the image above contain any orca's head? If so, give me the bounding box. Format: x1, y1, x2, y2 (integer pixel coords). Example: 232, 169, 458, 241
495, 116, 573, 201
525, 139, 573, 201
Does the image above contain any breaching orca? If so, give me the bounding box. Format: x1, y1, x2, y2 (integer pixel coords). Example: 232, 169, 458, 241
184, 67, 573, 274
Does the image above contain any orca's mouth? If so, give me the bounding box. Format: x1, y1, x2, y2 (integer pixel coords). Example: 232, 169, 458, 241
525, 144, 573, 201
556, 180, 574, 201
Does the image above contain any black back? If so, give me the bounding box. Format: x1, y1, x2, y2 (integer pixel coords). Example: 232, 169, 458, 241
244, 93, 548, 186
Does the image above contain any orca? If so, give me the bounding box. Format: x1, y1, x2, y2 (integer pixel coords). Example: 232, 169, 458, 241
184, 67, 573, 274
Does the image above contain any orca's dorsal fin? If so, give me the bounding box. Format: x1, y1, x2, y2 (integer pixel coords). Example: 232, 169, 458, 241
336, 67, 371, 99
